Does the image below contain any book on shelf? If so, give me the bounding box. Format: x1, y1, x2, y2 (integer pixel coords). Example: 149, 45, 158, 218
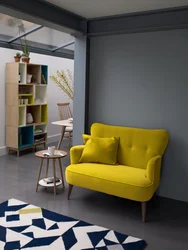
35, 137, 45, 143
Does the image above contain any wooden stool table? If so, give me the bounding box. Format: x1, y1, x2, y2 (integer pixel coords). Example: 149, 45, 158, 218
35, 150, 67, 195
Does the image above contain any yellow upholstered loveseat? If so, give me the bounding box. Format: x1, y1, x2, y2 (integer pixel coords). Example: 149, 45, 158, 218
66, 123, 169, 221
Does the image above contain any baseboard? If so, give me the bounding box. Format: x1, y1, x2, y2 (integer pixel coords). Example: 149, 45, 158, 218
0, 146, 8, 156
0, 135, 61, 156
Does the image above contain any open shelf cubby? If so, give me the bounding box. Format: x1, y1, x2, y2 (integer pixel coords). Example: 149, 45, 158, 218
34, 124, 47, 135
27, 64, 41, 84
34, 124, 47, 145
41, 104, 48, 123
19, 94, 34, 105
19, 84, 33, 95
18, 63, 27, 84
41, 65, 48, 85
26, 105, 41, 124
18, 126, 34, 148
35, 85, 47, 104
18, 106, 26, 127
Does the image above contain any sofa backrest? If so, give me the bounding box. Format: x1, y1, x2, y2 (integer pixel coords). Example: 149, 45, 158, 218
91, 123, 169, 169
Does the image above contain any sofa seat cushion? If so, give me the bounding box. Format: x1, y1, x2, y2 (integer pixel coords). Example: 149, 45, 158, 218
66, 163, 154, 202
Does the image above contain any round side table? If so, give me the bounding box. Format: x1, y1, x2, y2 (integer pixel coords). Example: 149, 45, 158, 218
35, 150, 67, 195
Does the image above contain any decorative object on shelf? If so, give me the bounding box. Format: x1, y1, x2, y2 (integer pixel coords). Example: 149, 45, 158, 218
23, 99, 28, 105
26, 113, 33, 124
27, 74, 32, 83
35, 98, 41, 104
34, 128, 43, 134
14, 52, 21, 62
50, 69, 74, 100
21, 40, 30, 63
31, 75, 37, 83
41, 73, 47, 84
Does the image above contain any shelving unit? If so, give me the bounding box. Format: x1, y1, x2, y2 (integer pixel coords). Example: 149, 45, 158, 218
6, 62, 48, 156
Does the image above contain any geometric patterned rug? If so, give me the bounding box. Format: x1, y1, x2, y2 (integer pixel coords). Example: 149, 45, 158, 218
0, 199, 146, 249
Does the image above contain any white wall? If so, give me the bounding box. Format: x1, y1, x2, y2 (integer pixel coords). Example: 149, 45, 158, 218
0, 47, 74, 154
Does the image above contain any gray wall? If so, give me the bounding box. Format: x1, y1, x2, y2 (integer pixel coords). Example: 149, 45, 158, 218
73, 36, 87, 145
89, 29, 188, 202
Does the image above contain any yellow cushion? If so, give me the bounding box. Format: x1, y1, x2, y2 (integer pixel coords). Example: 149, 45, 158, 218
79, 136, 119, 165
82, 134, 91, 144
66, 163, 153, 202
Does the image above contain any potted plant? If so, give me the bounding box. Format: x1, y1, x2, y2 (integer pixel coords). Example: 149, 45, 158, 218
21, 40, 30, 63
14, 52, 21, 62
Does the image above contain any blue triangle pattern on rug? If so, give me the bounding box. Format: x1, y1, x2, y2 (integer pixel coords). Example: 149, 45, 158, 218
104, 238, 118, 246
4, 241, 20, 250
23, 236, 59, 248
48, 223, 59, 230
88, 230, 110, 247
0, 225, 6, 242
115, 231, 128, 243
73, 220, 90, 227
8, 226, 28, 233
0, 198, 146, 250
23, 232, 34, 238
95, 247, 108, 250
42, 208, 77, 222
123, 240, 146, 249
32, 218, 46, 230
62, 227, 78, 250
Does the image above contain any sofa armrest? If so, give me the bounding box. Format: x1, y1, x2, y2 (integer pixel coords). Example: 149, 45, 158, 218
70, 145, 85, 164
146, 155, 161, 182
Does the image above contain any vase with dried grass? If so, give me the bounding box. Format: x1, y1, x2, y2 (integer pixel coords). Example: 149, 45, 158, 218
50, 69, 74, 100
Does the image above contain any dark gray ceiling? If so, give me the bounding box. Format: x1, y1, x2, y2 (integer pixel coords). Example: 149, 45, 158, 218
1, 0, 188, 56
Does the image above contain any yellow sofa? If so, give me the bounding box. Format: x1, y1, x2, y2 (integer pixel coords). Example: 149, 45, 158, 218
66, 123, 169, 221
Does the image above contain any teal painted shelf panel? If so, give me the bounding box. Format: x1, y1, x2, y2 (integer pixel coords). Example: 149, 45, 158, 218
41, 65, 48, 85
18, 126, 34, 148
19, 144, 33, 149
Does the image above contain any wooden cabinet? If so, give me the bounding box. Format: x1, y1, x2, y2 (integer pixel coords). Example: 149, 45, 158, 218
6, 62, 48, 156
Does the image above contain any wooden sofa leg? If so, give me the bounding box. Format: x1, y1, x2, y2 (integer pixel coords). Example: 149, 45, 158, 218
141, 202, 147, 222
67, 185, 73, 200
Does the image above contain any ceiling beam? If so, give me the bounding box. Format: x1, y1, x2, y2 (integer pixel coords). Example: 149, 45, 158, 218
0, 0, 86, 35
8, 25, 43, 43
52, 40, 75, 52
0, 40, 74, 59
87, 6, 188, 37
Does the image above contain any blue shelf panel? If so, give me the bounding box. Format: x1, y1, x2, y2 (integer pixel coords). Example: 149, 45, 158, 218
19, 144, 33, 149
41, 65, 48, 85
18, 126, 34, 148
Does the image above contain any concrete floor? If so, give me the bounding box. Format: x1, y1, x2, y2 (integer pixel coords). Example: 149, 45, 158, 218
0, 140, 187, 250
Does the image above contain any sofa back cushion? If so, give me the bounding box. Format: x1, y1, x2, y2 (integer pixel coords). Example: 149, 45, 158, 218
91, 123, 169, 169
